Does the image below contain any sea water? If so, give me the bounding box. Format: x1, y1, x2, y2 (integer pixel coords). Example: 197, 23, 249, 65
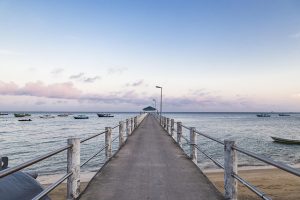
1, 112, 300, 175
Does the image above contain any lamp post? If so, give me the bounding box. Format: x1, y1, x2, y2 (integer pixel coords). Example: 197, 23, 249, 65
155, 86, 162, 123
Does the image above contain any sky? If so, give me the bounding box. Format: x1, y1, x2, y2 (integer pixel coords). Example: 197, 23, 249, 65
0, 0, 300, 112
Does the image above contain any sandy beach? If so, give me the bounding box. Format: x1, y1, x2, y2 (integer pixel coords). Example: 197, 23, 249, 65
205, 167, 300, 200
42, 167, 300, 200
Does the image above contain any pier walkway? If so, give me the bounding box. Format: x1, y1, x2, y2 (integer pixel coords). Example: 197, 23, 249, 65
80, 114, 223, 200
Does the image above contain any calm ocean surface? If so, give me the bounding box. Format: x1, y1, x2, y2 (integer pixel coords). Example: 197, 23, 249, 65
1, 112, 300, 175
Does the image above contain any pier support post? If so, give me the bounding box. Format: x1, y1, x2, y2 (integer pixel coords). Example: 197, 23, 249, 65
131, 118, 134, 134
171, 119, 174, 137
119, 121, 125, 148
126, 119, 130, 138
177, 122, 182, 146
167, 118, 170, 133
134, 116, 137, 129
224, 140, 237, 200
190, 127, 197, 164
164, 117, 167, 129
67, 138, 80, 200
105, 127, 112, 158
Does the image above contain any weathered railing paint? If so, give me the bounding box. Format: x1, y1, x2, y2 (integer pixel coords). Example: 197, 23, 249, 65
224, 140, 237, 200
171, 119, 174, 136
126, 119, 130, 137
105, 127, 112, 158
67, 138, 80, 200
177, 122, 182, 146
167, 118, 170, 133
119, 121, 125, 147
131, 118, 134, 135
190, 127, 197, 164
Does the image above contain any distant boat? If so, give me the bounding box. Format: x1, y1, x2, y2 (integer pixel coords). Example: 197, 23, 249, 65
271, 136, 300, 144
18, 119, 32, 122
278, 113, 290, 117
97, 113, 114, 117
74, 115, 89, 119
0, 112, 8, 115
40, 115, 55, 119
14, 113, 31, 117
257, 113, 271, 117
57, 114, 69, 117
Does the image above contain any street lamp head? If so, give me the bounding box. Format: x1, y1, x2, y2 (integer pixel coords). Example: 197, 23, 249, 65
156, 86, 162, 88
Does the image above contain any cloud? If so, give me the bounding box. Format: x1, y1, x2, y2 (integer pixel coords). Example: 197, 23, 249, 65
69, 73, 100, 83
0, 81, 82, 99
83, 76, 101, 83
0, 81, 256, 110
70, 73, 85, 79
51, 68, 64, 75
126, 79, 144, 87
107, 67, 128, 75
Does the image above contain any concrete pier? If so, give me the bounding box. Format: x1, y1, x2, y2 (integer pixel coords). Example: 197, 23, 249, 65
80, 114, 223, 200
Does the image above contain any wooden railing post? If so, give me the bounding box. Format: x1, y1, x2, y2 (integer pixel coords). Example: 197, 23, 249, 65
67, 138, 80, 200
167, 118, 170, 133
190, 127, 197, 164
224, 140, 237, 200
131, 118, 134, 134
164, 117, 167, 129
126, 119, 130, 138
177, 122, 182, 146
105, 127, 112, 158
119, 121, 125, 147
134, 116, 137, 129
171, 119, 174, 136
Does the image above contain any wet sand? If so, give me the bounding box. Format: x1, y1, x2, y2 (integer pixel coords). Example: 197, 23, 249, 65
43, 168, 300, 200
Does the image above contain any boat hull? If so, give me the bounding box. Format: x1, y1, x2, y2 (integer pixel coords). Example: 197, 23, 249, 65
271, 136, 300, 144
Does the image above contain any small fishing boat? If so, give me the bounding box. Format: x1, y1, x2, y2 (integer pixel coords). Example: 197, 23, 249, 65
57, 114, 69, 117
14, 113, 31, 117
97, 113, 114, 117
256, 113, 271, 117
278, 113, 290, 117
18, 119, 32, 122
40, 115, 55, 119
74, 115, 89, 119
271, 136, 300, 144
0, 112, 8, 115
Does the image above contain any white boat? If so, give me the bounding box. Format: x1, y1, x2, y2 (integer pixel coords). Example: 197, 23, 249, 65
40, 115, 55, 119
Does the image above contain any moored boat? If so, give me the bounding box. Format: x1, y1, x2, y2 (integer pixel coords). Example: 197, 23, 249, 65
14, 113, 31, 117
271, 136, 300, 144
18, 119, 32, 122
256, 113, 271, 117
97, 113, 114, 117
57, 114, 69, 117
0, 112, 8, 115
74, 115, 89, 119
40, 115, 55, 119
278, 113, 290, 117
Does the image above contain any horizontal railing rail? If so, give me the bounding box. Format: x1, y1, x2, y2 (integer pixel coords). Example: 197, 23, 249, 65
0, 145, 71, 178
156, 113, 299, 200
0, 113, 148, 200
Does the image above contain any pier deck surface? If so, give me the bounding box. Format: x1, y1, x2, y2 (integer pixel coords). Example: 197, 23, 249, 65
80, 114, 223, 200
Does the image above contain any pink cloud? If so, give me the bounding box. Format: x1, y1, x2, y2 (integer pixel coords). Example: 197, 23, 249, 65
0, 81, 82, 99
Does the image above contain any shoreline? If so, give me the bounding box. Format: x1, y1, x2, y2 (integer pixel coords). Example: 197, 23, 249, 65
38, 164, 300, 184
42, 165, 300, 200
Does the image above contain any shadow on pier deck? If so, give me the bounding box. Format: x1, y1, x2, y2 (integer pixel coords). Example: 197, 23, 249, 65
79, 114, 223, 200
